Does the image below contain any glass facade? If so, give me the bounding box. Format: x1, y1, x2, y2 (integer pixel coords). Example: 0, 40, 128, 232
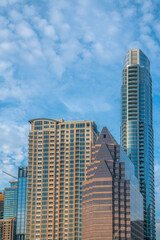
121, 49, 155, 239
120, 147, 144, 238
3, 181, 18, 220
25, 118, 99, 240
16, 167, 27, 240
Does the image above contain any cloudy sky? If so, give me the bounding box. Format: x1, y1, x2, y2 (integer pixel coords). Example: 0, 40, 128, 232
0, 0, 160, 237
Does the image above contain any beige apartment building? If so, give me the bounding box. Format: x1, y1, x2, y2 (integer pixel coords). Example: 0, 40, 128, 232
0, 217, 16, 240
25, 118, 98, 240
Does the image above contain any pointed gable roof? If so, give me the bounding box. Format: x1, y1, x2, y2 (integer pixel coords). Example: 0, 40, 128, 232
94, 159, 112, 178
96, 127, 117, 145
94, 142, 113, 163
87, 142, 114, 180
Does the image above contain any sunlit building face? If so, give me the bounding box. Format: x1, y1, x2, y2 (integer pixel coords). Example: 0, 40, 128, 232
25, 118, 98, 240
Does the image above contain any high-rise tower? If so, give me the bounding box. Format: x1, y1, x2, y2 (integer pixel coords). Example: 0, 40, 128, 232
16, 167, 27, 240
25, 118, 98, 240
82, 127, 144, 239
121, 49, 155, 239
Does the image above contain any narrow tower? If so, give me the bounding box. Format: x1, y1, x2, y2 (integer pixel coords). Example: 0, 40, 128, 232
121, 49, 155, 239
16, 167, 27, 240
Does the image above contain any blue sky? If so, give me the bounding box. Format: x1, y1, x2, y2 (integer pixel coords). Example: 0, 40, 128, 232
0, 0, 160, 237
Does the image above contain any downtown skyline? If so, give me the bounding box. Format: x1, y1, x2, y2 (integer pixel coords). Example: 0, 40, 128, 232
0, 0, 160, 238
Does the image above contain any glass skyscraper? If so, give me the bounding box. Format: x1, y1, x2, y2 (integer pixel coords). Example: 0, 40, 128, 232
16, 167, 27, 240
121, 49, 155, 239
25, 118, 98, 240
3, 180, 18, 220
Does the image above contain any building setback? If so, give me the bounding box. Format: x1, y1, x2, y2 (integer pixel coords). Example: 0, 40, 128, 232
16, 167, 27, 240
121, 49, 155, 239
25, 118, 98, 240
82, 127, 144, 239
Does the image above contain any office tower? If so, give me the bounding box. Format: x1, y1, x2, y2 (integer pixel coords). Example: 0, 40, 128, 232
82, 127, 144, 239
121, 49, 155, 239
25, 118, 99, 240
3, 180, 18, 220
0, 217, 16, 240
16, 167, 27, 240
0, 192, 4, 219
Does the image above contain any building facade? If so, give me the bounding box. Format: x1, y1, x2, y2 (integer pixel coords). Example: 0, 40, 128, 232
0, 217, 16, 240
25, 118, 98, 240
3, 181, 18, 220
16, 167, 27, 240
82, 127, 144, 239
121, 49, 155, 239
0, 192, 4, 220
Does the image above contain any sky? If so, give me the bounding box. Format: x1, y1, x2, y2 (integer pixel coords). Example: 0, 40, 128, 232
0, 0, 160, 237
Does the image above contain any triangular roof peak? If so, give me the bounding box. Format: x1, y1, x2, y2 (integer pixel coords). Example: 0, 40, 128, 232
94, 142, 113, 162
96, 127, 117, 145
94, 159, 112, 178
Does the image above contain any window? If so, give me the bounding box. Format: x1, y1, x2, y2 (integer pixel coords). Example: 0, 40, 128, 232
76, 123, 85, 128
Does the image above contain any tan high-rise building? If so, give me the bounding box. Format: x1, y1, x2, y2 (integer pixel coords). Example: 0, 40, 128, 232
25, 118, 99, 240
0, 217, 16, 240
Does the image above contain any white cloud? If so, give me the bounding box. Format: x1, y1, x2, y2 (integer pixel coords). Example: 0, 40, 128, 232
61, 97, 111, 113
0, 122, 29, 189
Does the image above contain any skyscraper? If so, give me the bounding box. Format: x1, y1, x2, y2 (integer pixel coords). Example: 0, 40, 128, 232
25, 118, 98, 240
3, 180, 18, 220
121, 49, 155, 239
82, 127, 144, 239
16, 167, 27, 240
